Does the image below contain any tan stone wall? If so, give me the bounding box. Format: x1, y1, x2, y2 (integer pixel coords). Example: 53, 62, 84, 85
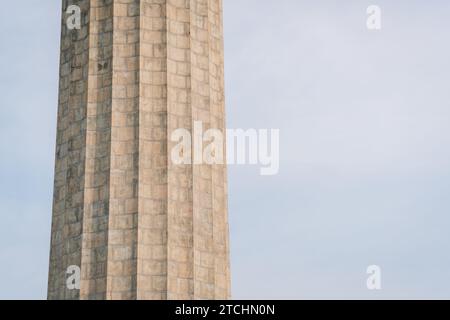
48, 0, 230, 300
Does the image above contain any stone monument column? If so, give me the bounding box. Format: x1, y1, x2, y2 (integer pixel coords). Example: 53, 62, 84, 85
48, 0, 230, 300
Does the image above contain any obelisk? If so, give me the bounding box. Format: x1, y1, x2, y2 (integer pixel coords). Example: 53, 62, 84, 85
48, 0, 230, 300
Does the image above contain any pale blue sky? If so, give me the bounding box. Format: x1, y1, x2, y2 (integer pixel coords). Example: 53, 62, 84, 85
1, 0, 450, 299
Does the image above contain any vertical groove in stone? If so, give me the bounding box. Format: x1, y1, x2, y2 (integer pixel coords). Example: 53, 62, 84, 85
214, 0, 231, 299
190, 0, 215, 300
48, 0, 91, 300
137, 0, 169, 300
206, 0, 218, 300
163, 0, 171, 300
48, 0, 69, 300
80, 0, 114, 300
206, 0, 215, 299
166, 0, 195, 300
106, 0, 140, 300
215, 0, 231, 299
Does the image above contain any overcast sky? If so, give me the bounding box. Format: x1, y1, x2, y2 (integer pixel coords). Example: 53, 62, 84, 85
1, 0, 450, 299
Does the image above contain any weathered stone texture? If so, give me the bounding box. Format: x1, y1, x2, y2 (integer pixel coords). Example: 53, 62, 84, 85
48, 0, 230, 300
